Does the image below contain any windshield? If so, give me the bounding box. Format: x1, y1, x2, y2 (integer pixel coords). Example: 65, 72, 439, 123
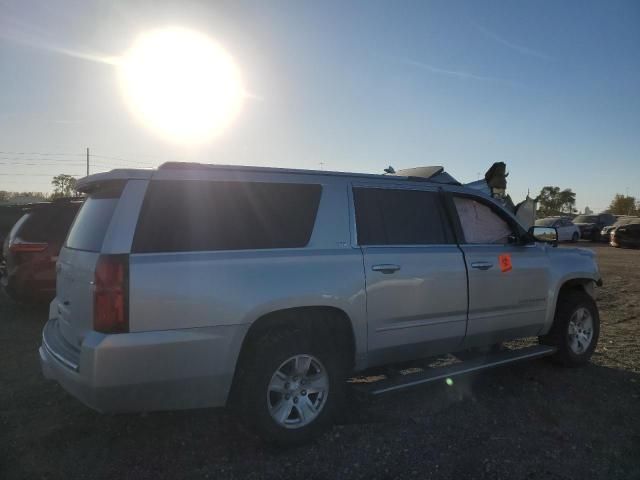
573, 215, 598, 223
535, 218, 557, 226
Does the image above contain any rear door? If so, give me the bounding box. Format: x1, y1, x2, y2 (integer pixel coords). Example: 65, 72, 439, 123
448, 193, 550, 347
353, 185, 468, 365
55, 182, 126, 348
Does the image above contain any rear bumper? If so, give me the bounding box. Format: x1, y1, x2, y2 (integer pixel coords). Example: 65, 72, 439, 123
40, 318, 249, 413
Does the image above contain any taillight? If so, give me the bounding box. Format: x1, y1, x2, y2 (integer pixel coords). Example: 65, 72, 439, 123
93, 254, 129, 334
9, 241, 48, 253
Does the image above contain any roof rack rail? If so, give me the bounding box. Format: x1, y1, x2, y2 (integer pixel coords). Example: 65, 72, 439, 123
160, 162, 194, 169
157, 161, 463, 186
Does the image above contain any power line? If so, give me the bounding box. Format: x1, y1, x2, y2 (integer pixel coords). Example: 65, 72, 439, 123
0, 173, 83, 177
0, 151, 84, 156
90, 153, 158, 166
0, 161, 85, 166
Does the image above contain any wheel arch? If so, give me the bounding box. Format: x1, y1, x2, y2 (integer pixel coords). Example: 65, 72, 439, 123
542, 274, 601, 334
559, 277, 598, 298
227, 306, 357, 406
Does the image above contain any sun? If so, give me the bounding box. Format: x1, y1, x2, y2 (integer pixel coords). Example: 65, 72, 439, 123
118, 27, 245, 144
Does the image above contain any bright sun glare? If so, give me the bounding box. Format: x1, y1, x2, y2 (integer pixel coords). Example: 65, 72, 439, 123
118, 27, 245, 144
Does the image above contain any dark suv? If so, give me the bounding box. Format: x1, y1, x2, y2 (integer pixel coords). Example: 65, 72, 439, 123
572, 213, 616, 241
1, 198, 82, 302
0, 205, 26, 253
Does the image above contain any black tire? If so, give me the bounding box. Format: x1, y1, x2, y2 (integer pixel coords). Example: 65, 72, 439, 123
234, 326, 348, 446
571, 232, 579, 243
539, 289, 600, 367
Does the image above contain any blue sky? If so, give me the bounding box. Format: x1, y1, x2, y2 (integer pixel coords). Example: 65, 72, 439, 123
0, 0, 638, 211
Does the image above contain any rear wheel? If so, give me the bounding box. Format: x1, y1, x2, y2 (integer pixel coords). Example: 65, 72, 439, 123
234, 327, 348, 445
571, 232, 579, 243
540, 289, 600, 366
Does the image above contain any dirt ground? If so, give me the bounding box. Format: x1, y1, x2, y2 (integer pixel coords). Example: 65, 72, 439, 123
1, 243, 639, 479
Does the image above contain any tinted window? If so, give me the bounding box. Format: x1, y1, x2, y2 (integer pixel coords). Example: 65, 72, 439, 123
16, 205, 81, 242
132, 181, 322, 253
535, 218, 556, 227
574, 215, 598, 223
66, 183, 124, 252
353, 188, 454, 245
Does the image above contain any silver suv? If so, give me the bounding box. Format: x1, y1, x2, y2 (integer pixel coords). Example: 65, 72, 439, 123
40, 162, 602, 444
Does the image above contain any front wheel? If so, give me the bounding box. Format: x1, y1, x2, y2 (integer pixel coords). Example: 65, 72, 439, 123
571, 232, 579, 243
234, 328, 347, 445
540, 290, 600, 367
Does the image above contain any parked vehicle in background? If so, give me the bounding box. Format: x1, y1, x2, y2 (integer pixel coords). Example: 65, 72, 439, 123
601, 216, 639, 239
610, 221, 640, 249
573, 213, 616, 241
1, 198, 82, 302
40, 163, 602, 445
535, 217, 580, 242
0, 205, 26, 258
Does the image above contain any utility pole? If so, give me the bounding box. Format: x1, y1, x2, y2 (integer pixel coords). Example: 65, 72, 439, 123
86, 147, 90, 176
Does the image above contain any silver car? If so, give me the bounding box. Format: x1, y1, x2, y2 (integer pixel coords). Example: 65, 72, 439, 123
534, 217, 581, 242
40, 162, 602, 444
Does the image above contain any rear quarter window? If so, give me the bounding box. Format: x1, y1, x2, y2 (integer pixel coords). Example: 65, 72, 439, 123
132, 180, 322, 253
65, 183, 124, 252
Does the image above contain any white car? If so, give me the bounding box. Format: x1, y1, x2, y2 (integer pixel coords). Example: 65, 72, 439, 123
535, 217, 580, 242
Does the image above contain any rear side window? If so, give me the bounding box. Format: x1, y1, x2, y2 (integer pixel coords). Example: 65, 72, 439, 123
65, 183, 124, 252
353, 188, 454, 245
132, 181, 322, 253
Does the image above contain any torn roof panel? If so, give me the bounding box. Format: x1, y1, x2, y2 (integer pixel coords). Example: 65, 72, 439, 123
394, 166, 461, 185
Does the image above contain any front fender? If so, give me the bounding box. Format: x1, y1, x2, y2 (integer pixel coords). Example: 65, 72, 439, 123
539, 246, 601, 334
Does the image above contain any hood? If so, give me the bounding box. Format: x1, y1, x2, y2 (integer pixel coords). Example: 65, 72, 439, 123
574, 223, 596, 228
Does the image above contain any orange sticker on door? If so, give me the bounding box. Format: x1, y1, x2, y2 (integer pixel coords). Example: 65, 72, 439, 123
498, 254, 512, 272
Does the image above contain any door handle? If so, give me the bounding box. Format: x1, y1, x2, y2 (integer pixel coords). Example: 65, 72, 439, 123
372, 264, 401, 274
471, 261, 493, 270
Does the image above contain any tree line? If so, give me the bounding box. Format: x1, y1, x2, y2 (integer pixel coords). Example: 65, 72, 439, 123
536, 186, 639, 217
0, 174, 77, 203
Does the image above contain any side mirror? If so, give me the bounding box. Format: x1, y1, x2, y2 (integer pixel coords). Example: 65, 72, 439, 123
528, 226, 558, 247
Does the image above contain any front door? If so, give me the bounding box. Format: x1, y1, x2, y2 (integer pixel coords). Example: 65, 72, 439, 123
352, 185, 468, 365
450, 194, 551, 347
